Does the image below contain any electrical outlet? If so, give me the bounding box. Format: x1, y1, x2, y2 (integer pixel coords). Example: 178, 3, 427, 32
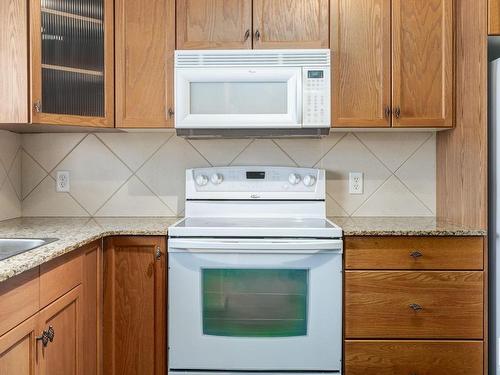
56, 171, 70, 192
349, 172, 363, 194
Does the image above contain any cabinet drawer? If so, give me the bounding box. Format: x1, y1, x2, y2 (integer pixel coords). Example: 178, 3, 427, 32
345, 236, 483, 270
40, 251, 83, 308
344, 271, 483, 339
345, 340, 483, 375
0, 268, 39, 337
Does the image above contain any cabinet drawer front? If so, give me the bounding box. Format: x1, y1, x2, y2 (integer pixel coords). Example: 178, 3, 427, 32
0, 269, 39, 337
345, 340, 483, 375
344, 271, 483, 339
345, 236, 483, 270
40, 251, 83, 308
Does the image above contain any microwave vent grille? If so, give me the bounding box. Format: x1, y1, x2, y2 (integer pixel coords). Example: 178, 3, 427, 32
175, 50, 330, 67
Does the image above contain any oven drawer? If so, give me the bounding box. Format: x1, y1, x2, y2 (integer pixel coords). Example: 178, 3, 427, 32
344, 340, 483, 375
344, 271, 483, 339
344, 236, 483, 270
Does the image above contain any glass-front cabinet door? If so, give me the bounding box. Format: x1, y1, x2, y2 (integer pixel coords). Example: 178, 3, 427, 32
30, 0, 114, 127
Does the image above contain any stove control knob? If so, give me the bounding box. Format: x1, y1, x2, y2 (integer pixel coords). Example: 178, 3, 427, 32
303, 175, 316, 186
288, 173, 301, 185
195, 174, 209, 186
210, 173, 224, 185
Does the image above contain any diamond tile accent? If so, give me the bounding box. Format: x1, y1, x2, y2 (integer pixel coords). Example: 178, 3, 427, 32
275, 133, 346, 167
97, 133, 173, 171
96, 176, 175, 217
0, 130, 20, 172
51, 135, 132, 215
22, 133, 86, 172
22, 176, 88, 217
8, 149, 21, 200
21, 151, 47, 199
188, 138, 252, 166
230, 140, 296, 166
354, 175, 433, 216
396, 134, 436, 213
0, 178, 22, 221
356, 132, 432, 172
326, 193, 348, 217
137, 136, 210, 214
317, 133, 392, 215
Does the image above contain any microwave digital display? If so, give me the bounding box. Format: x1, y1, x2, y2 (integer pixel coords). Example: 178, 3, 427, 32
308, 70, 324, 79
246, 171, 266, 179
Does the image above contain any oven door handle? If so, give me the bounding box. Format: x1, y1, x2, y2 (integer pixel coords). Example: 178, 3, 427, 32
168, 238, 343, 253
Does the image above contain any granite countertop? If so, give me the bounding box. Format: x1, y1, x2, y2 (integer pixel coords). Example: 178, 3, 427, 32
329, 216, 487, 237
0, 216, 487, 283
0, 217, 179, 283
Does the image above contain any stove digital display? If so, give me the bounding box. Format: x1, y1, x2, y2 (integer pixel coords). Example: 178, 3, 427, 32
246, 171, 265, 179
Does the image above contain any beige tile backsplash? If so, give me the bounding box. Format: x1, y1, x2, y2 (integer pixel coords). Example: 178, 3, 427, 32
0, 130, 22, 221
16, 131, 436, 218
0, 130, 436, 219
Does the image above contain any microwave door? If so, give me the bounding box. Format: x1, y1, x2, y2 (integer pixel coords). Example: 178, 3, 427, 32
175, 67, 302, 128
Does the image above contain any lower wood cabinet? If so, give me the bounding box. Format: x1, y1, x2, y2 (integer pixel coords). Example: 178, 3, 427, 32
345, 340, 483, 375
0, 314, 38, 375
103, 236, 166, 375
0, 240, 102, 375
37, 286, 83, 375
344, 236, 487, 375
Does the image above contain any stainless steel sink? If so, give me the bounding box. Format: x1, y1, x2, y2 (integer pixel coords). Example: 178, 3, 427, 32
0, 238, 58, 261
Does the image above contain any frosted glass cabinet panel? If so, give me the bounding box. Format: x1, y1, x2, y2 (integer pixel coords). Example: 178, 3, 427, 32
31, 0, 114, 127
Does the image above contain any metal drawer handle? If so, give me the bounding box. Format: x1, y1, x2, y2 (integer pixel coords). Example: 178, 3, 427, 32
410, 250, 423, 258
155, 247, 162, 260
394, 106, 401, 119
36, 330, 49, 347
255, 30, 260, 41
409, 303, 423, 312
244, 29, 250, 41
384, 105, 391, 119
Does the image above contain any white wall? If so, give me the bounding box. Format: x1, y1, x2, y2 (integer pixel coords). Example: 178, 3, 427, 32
19, 132, 436, 217
0, 130, 21, 220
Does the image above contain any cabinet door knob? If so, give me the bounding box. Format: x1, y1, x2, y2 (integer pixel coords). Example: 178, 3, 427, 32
394, 106, 401, 119
168, 108, 174, 119
36, 331, 49, 347
409, 303, 423, 312
410, 250, 423, 258
155, 247, 162, 260
384, 106, 391, 119
46, 326, 55, 342
244, 29, 250, 41
255, 30, 261, 41
33, 100, 42, 113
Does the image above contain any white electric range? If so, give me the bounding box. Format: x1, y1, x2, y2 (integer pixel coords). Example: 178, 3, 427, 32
168, 166, 343, 375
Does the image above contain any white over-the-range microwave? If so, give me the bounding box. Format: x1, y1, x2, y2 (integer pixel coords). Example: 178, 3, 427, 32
174, 49, 331, 137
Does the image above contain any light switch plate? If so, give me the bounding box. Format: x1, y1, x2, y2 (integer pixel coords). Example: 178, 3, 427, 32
349, 172, 363, 194
56, 171, 70, 192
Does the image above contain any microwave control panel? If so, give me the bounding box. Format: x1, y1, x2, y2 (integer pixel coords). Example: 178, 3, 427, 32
303, 67, 330, 127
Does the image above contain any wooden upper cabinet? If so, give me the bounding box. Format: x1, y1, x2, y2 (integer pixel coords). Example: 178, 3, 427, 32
490, 0, 500, 35
0, 0, 28, 124
115, 0, 175, 128
392, 0, 453, 127
331, 0, 391, 127
253, 0, 329, 49
177, 0, 252, 49
30, 0, 114, 127
103, 236, 166, 375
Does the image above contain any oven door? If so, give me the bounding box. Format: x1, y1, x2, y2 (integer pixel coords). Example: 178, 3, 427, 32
175, 67, 302, 128
168, 238, 342, 372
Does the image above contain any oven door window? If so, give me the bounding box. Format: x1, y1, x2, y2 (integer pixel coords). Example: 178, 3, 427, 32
202, 269, 308, 337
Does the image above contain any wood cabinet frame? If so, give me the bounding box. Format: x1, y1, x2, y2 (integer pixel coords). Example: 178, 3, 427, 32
29, 0, 114, 127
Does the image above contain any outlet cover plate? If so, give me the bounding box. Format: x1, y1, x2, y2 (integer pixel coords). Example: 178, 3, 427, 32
349, 172, 363, 194
56, 171, 70, 192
